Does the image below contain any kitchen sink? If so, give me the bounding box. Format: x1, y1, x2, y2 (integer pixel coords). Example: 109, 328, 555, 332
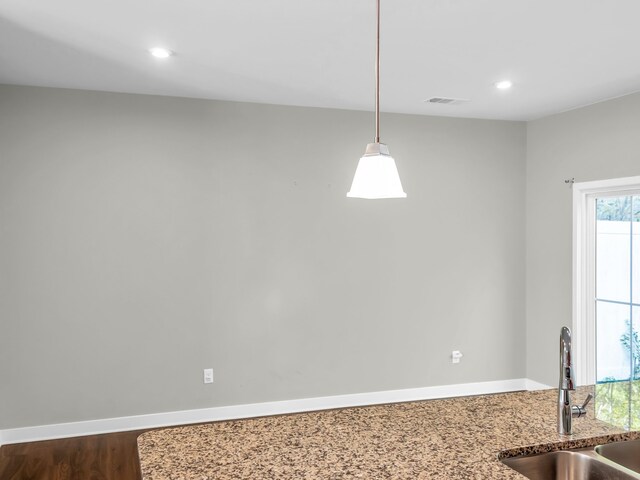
502, 449, 640, 479
596, 440, 640, 474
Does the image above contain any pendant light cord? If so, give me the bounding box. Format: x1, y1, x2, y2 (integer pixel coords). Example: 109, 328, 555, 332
375, 0, 381, 144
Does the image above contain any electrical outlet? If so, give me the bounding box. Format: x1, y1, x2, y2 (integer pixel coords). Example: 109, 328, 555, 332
203, 368, 214, 384
451, 350, 463, 364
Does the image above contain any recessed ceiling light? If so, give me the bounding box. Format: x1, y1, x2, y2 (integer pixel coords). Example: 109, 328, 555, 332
495, 80, 513, 90
149, 47, 174, 59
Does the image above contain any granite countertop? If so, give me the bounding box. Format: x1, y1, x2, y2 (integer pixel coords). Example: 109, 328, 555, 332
137, 387, 640, 479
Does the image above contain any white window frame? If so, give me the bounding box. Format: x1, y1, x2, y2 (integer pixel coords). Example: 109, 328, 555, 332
573, 175, 640, 385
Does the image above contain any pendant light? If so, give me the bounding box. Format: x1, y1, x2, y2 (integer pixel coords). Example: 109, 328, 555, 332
347, 0, 406, 199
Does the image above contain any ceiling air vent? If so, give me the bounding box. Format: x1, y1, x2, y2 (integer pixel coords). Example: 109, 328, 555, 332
425, 97, 469, 105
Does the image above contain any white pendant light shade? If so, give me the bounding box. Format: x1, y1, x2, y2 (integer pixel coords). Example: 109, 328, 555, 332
347, 143, 406, 199
347, 0, 406, 200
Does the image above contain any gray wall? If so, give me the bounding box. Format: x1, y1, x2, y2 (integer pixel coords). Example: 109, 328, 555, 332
526, 92, 640, 386
0, 85, 526, 429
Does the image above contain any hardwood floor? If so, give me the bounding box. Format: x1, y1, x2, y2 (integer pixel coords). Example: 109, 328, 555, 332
0, 430, 147, 480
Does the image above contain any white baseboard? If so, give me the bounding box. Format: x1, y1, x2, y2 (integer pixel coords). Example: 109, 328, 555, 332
524, 378, 553, 391
0, 378, 547, 446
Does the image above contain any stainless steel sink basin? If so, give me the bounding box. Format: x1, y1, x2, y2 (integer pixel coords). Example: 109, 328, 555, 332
502, 449, 640, 479
596, 440, 640, 474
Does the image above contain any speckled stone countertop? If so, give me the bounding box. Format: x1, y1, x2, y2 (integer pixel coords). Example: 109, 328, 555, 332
138, 387, 640, 479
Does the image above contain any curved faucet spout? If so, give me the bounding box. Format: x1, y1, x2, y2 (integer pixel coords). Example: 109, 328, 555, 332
559, 326, 575, 391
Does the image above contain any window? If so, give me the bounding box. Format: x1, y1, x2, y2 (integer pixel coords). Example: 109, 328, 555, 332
595, 196, 639, 383
574, 176, 640, 429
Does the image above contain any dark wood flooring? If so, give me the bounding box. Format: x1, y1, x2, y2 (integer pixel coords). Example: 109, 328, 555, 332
0, 430, 147, 480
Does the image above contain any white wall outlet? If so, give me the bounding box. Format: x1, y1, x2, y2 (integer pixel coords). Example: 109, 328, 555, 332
451, 350, 463, 364
203, 368, 214, 384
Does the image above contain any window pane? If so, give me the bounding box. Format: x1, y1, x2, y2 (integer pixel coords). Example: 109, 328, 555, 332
597, 196, 632, 222
633, 196, 640, 304
596, 301, 632, 382
632, 307, 640, 430
596, 196, 631, 303
632, 306, 640, 381
632, 381, 640, 430
596, 381, 631, 429
598, 307, 639, 430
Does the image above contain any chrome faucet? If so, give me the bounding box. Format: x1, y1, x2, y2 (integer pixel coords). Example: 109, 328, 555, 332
558, 326, 593, 435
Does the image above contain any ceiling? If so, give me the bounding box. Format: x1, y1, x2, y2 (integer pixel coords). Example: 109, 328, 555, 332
1, 0, 640, 121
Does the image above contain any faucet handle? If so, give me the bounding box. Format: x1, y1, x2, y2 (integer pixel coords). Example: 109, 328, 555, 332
573, 393, 593, 418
